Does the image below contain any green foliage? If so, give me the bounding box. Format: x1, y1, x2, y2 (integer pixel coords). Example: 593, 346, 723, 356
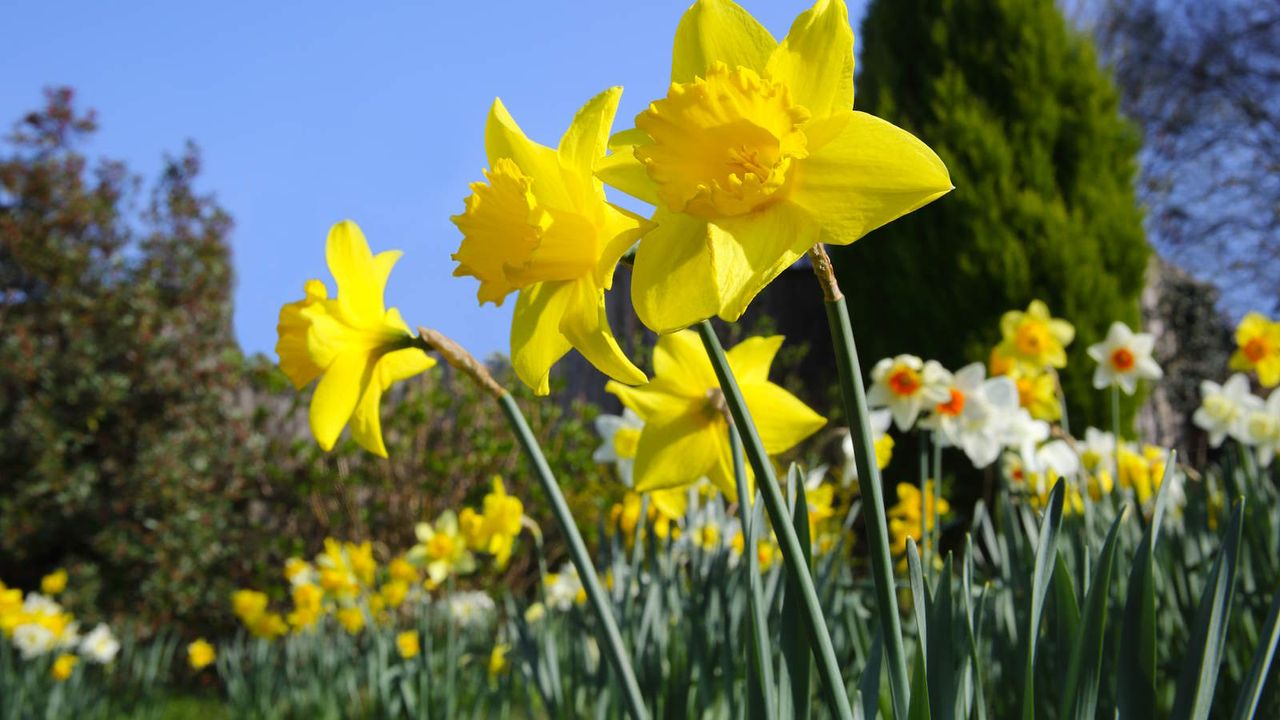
0, 88, 248, 634
833, 0, 1150, 429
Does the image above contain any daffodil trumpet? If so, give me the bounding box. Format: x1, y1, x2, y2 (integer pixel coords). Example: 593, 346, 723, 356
695, 320, 854, 720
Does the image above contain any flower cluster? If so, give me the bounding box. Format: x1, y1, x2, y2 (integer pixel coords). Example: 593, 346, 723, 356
1, 571, 119, 682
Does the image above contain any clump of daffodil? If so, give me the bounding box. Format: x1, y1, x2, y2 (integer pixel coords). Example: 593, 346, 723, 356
1229, 312, 1280, 388
996, 300, 1075, 371
276, 220, 436, 457
886, 481, 948, 570
606, 332, 825, 496
396, 630, 420, 659
598, 0, 951, 333
459, 477, 525, 569
451, 88, 651, 395
187, 638, 216, 670
611, 489, 686, 544
409, 511, 477, 587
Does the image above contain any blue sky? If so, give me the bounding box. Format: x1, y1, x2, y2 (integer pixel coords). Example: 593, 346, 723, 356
1, 0, 867, 359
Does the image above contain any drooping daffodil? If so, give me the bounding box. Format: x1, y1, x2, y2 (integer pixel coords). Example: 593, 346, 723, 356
598, 0, 952, 333
1087, 321, 1162, 394
606, 332, 825, 497
452, 88, 651, 395
1229, 312, 1280, 388
276, 221, 435, 457
996, 300, 1075, 371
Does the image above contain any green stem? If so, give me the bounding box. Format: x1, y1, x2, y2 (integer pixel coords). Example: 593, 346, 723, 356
932, 431, 943, 569
919, 432, 930, 572
821, 296, 912, 720
732, 422, 778, 720
498, 392, 648, 720
1111, 384, 1122, 500
696, 321, 854, 720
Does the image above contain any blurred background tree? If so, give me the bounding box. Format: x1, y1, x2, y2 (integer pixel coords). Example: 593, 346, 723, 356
833, 0, 1150, 431
0, 88, 246, 630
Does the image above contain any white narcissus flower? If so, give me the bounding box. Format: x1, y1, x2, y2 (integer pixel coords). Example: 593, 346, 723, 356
80, 623, 120, 664
925, 363, 1020, 469
868, 355, 952, 432
593, 409, 644, 487
446, 591, 496, 628
13, 624, 56, 659
1079, 427, 1116, 476
1193, 374, 1261, 448
1244, 389, 1280, 468
1087, 321, 1163, 394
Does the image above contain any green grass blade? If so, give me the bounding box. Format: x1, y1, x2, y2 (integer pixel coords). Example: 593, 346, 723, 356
1117, 450, 1178, 719
859, 630, 884, 720
1059, 511, 1125, 720
906, 539, 931, 720
1022, 478, 1066, 720
782, 466, 814, 720
1052, 553, 1081, 642
1172, 498, 1246, 720
1231, 580, 1280, 720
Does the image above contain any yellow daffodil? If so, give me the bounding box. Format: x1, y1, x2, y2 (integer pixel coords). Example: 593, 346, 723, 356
316, 539, 360, 598
388, 557, 419, 585
888, 481, 948, 533
287, 583, 324, 630
335, 607, 365, 635
40, 570, 67, 596
598, 0, 951, 333
276, 220, 436, 457
379, 581, 409, 609
51, 653, 78, 681
232, 589, 268, 625
249, 613, 288, 640
1229, 312, 1280, 387
452, 88, 651, 395
607, 332, 825, 496
409, 511, 477, 586
396, 630, 420, 659
996, 300, 1075, 370
187, 638, 216, 670
461, 477, 525, 570
488, 643, 511, 680
1012, 368, 1061, 422
611, 489, 686, 542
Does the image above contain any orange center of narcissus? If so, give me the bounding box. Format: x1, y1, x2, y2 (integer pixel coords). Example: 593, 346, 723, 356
937, 388, 966, 416
1110, 347, 1136, 372
887, 366, 922, 397
1244, 336, 1269, 363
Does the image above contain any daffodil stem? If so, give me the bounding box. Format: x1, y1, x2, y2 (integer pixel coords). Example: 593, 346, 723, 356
731, 422, 778, 720
819, 295, 912, 720
696, 320, 854, 720
1111, 384, 1122, 498
496, 392, 648, 720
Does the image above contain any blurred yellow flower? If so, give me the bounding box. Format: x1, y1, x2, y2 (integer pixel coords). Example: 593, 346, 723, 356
287, 584, 324, 631
488, 643, 510, 680
598, 0, 950, 332
607, 332, 825, 497
187, 638, 216, 670
40, 570, 67, 596
451, 88, 650, 395
232, 589, 268, 624
51, 653, 78, 681
1013, 369, 1061, 422
611, 489, 686, 543
409, 511, 477, 586
336, 607, 365, 635
388, 557, 419, 585
396, 630, 420, 659
1229, 312, 1280, 388
461, 477, 525, 570
380, 581, 409, 609
275, 220, 436, 457
997, 300, 1075, 370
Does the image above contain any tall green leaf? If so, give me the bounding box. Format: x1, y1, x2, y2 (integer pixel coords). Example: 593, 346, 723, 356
1059, 511, 1125, 720
781, 466, 813, 720
1022, 479, 1066, 720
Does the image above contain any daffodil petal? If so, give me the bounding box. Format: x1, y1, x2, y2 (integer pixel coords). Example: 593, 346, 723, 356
653, 329, 719, 398
726, 335, 784, 384
326, 221, 387, 325
350, 373, 389, 458
632, 209, 721, 334
742, 381, 826, 454
377, 346, 435, 389
608, 127, 652, 151
594, 203, 651, 290
765, 0, 854, 118
649, 487, 689, 521
704, 423, 741, 498
789, 111, 952, 246
672, 0, 777, 84
711, 201, 818, 323
595, 148, 661, 207
559, 87, 621, 184
559, 278, 647, 387
310, 351, 370, 452
606, 381, 686, 420
486, 98, 572, 209
633, 409, 720, 492
510, 280, 575, 395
